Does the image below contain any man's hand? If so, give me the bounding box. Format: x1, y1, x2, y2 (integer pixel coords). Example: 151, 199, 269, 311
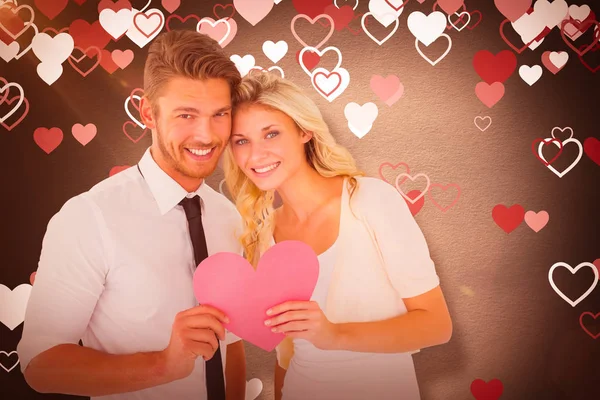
161, 304, 229, 381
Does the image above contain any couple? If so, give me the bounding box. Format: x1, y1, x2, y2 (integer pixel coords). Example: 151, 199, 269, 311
17, 30, 452, 400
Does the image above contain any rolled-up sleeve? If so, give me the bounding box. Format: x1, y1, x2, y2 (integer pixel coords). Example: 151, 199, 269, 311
363, 178, 440, 299
17, 194, 109, 373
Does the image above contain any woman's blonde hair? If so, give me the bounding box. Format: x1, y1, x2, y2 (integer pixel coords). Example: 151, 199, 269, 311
223, 71, 365, 266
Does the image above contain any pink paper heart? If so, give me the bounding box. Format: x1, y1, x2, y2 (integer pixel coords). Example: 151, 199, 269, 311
193, 240, 319, 351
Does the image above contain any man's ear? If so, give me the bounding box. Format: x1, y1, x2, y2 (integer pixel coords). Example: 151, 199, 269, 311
139, 96, 156, 129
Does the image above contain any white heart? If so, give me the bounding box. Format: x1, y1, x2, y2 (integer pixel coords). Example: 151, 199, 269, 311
549, 51, 568, 69
230, 54, 256, 77
245, 378, 263, 400
361, 12, 399, 45
407, 11, 446, 47
533, 0, 569, 29
197, 18, 231, 46
99, 8, 134, 40
0, 350, 19, 373
474, 116, 492, 132
0, 40, 19, 62
519, 65, 543, 86
414, 33, 452, 66
124, 94, 146, 129
0, 82, 24, 123
448, 11, 471, 32
37, 61, 63, 85
32, 32, 74, 64
395, 173, 431, 204
548, 262, 598, 307
262, 40, 288, 64
568, 4, 591, 22
0, 284, 32, 330
344, 102, 378, 134
298, 46, 343, 78
368, 0, 404, 27
537, 137, 583, 178
126, 9, 165, 48
311, 67, 349, 102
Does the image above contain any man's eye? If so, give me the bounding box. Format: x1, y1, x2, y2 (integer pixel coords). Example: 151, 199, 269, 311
179, 114, 192, 119
216, 112, 230, 117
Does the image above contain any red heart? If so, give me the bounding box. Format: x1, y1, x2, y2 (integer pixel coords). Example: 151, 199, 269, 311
0, 95, 30, 131
531, 138, 563, 166
193, 241, 319, 351
578, 42, 600, 73
33, 127, 64, 154
579, 311, 600, 339
377, 162, 410, 184
470, 378, 504, 400
584, 137, 600, 166
212, 3, 235, 20
68, 46, 102, 77
0, 5, 27, 45
321, 4, 354, 31
560, 19, 600, 57
99, 48, 119, 74
437, 0, 464, 15
122, 121, 148, 143
404, 190, 425, 216
69, 19, 112, 56
34, 0, 68, 20
296, 49, 320, 71
466, 10, 483, 30
291, 0, 331, 19
492, 204, 524, 234
473, 50, 517, 84
165, 13, 200, 32
97, 0, 132, 13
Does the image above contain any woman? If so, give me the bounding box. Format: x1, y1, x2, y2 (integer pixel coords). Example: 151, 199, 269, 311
222, 72, 452, 400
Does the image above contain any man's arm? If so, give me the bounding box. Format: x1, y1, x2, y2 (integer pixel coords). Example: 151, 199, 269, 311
225, 340, 246, 400
23, 344, 172, 396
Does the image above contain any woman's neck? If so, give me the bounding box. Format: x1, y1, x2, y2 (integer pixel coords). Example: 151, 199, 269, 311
276, 164, 336, 224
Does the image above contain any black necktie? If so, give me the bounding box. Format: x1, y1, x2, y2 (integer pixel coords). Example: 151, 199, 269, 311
179, 195, 226, 400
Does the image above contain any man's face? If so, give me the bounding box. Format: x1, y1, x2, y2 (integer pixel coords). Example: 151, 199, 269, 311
144, 76, 232, 188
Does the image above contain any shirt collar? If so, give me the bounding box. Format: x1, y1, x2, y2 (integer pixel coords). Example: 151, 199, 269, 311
137, 147, 206, 215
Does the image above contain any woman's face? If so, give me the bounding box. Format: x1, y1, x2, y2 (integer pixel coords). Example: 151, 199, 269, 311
230, 104, 312, 191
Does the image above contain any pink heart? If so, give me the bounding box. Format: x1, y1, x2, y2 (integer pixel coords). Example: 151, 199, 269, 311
72, 123, 97, 145
475, 82, 505, 108
437, 0, 465, 15
232, 0, 273, 26
524, 210, 549, 232
112, 49, 134, 69
193, 241, 319, 351
494, 0, 532, 22
161, 0, 180, 14
370, 75, 404, 106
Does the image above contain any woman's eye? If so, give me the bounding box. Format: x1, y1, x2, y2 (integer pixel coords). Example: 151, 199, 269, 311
266, 130, 279, 139
235, 139, 248, 145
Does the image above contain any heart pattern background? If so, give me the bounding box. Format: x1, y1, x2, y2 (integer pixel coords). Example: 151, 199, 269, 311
1, 1, 598, 399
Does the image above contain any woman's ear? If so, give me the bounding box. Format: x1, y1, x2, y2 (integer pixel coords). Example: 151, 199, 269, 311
139, 96, 156, 129
300, 130, 313, 144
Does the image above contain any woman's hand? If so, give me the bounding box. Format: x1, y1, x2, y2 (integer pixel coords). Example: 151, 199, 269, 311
264, 301, 340, 350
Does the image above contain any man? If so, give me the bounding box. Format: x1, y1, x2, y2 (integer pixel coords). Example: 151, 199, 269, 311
17, 30, 246, 400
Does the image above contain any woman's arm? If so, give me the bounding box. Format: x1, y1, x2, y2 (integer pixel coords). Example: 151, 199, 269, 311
332, 286, 452, 353
274, 361, 286, 400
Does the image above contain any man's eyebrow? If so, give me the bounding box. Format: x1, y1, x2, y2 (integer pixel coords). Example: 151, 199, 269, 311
172, 105, 232, 113
172, 106, 200, 113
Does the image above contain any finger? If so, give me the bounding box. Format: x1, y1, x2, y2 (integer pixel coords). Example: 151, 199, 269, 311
178, 304, 229, 323
182, 327, 220, 352
266, 310, 313, 328
267, 300, 314, 316
181, 315, 226, 340
272, 321, 310, 333
185, 340, 217, 360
